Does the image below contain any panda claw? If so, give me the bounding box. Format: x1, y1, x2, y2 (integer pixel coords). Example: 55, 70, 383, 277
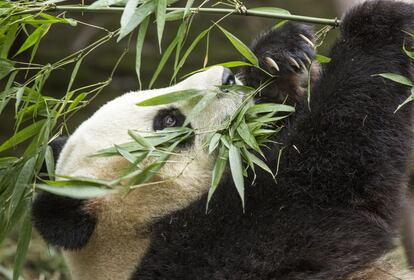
303, 53, 312, 65
299, 33, 315, 48
298, 59, 307, 71
265, 57, 280, 72
288, 57, 301, 69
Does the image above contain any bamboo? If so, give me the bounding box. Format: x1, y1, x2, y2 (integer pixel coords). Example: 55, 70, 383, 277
13, 5, 341, 26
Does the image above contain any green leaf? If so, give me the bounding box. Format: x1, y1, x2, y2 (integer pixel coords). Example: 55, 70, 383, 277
14, 87, 24, 113
377, 73, 414, 87
136, 16, 150, 89
272, 20, 288, 30
149, 36, 178, 88
165, 10, 190, 21
89, 0, 127, 8
67, 57, 83, 93
184, 0, 194, 17
36, 184, 114, 199
68, 92, 87, 111
172, 28, 210, 81
0, 119, 46, 152
250, 7, 290, 15
403, 43, 414, 60
244, 149, 273, 177
9, 157, 36, 217
236, 120, 260, 152
229, 144, 245, 210
208, 133, 221, 154
118, 0, 155, 42
206, 145, 228, 210
156, 0, 167, 51
128, 130, 154, 149
217, 25, 258, 66
182, 61, 252, 78
137, 89, 205, 106
1, 23, 18, 59
247, 103, 295, 115
0, 58, 14, 80
115, 145, 141, 163
315, 54, 331, 64
395, 87, 414, 112
45, 145, 55, 180
15, 24, 50, 56
184, 91, 217, 126
13, 212, 32, 280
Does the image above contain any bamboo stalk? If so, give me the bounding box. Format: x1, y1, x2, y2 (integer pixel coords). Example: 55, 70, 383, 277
13, 5, 341, 26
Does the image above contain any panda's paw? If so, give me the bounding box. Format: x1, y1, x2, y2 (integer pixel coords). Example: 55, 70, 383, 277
241, 22, 317, 103
253, 22, 316, 75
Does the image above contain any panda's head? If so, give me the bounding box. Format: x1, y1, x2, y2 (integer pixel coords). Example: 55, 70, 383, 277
32, 66, 244, 279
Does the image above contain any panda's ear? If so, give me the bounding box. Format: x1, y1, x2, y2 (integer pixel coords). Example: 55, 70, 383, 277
50, 136, 68, 161
32, 193, 96, 250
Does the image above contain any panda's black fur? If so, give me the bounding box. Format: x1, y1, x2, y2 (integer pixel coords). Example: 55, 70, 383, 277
132, 1, 414, 279
32, 0, 414, 279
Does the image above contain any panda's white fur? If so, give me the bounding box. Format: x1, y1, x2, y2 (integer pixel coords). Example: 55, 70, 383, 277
55, 66, 244, 279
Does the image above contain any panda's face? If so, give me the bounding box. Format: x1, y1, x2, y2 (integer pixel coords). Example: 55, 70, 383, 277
49, 66, 244, 279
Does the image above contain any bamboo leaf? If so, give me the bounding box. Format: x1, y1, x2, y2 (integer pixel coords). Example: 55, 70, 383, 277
182, 61, 252, 78
229, 144, 245, 210
237, 120, 260, 152
156, 0, 167, 51
0, 58, 14, 80
128, 130, 154, 149
315, 54, 331, 63
45, 145, 55, 180
89, 0, 126, 8
118, 0, 154, 42
217, 25, 258, 66
208, 133, 221, 154
250, 7, 290, 15
13, 212, 32, 280
68, 92, 87, 111
67, 57, 83, 93
395, 87, 414, 112
244, 149, 273, 177
377, 73, 414, 87
206, 145, 228, 210
137, 89, 205, 106
36, 184, 114, 199
184, 91, 217, 126
184, 0, 194, 17
0, 119, 46, 152
149, 36, 178, 88
15, 24, 50, 56
172, 28, 210, 81
1, 23, 18, 59
165, 10, 188, 21
14, 87, 24, 113
247, 103, 295, 115
136, 16, 150, 89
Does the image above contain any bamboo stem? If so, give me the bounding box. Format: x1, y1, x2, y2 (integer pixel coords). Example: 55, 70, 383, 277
13, 5, 341, 26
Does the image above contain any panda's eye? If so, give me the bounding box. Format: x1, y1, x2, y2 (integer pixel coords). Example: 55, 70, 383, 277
163, 114, 177, 127
153, 108, 186, 131
222, 68, 236, 86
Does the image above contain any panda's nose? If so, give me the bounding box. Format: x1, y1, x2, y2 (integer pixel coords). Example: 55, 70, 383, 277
222, 67, 236, 86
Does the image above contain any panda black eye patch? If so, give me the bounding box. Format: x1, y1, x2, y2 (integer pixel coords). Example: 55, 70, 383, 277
153, 108, 187, 131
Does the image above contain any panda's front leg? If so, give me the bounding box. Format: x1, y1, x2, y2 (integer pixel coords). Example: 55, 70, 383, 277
241, 22, 318, 104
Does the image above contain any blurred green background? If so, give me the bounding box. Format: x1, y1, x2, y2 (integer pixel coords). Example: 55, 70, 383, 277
0, 0, 350, 279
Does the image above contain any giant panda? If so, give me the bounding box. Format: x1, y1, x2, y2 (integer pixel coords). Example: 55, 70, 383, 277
32, 1, 414, 279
